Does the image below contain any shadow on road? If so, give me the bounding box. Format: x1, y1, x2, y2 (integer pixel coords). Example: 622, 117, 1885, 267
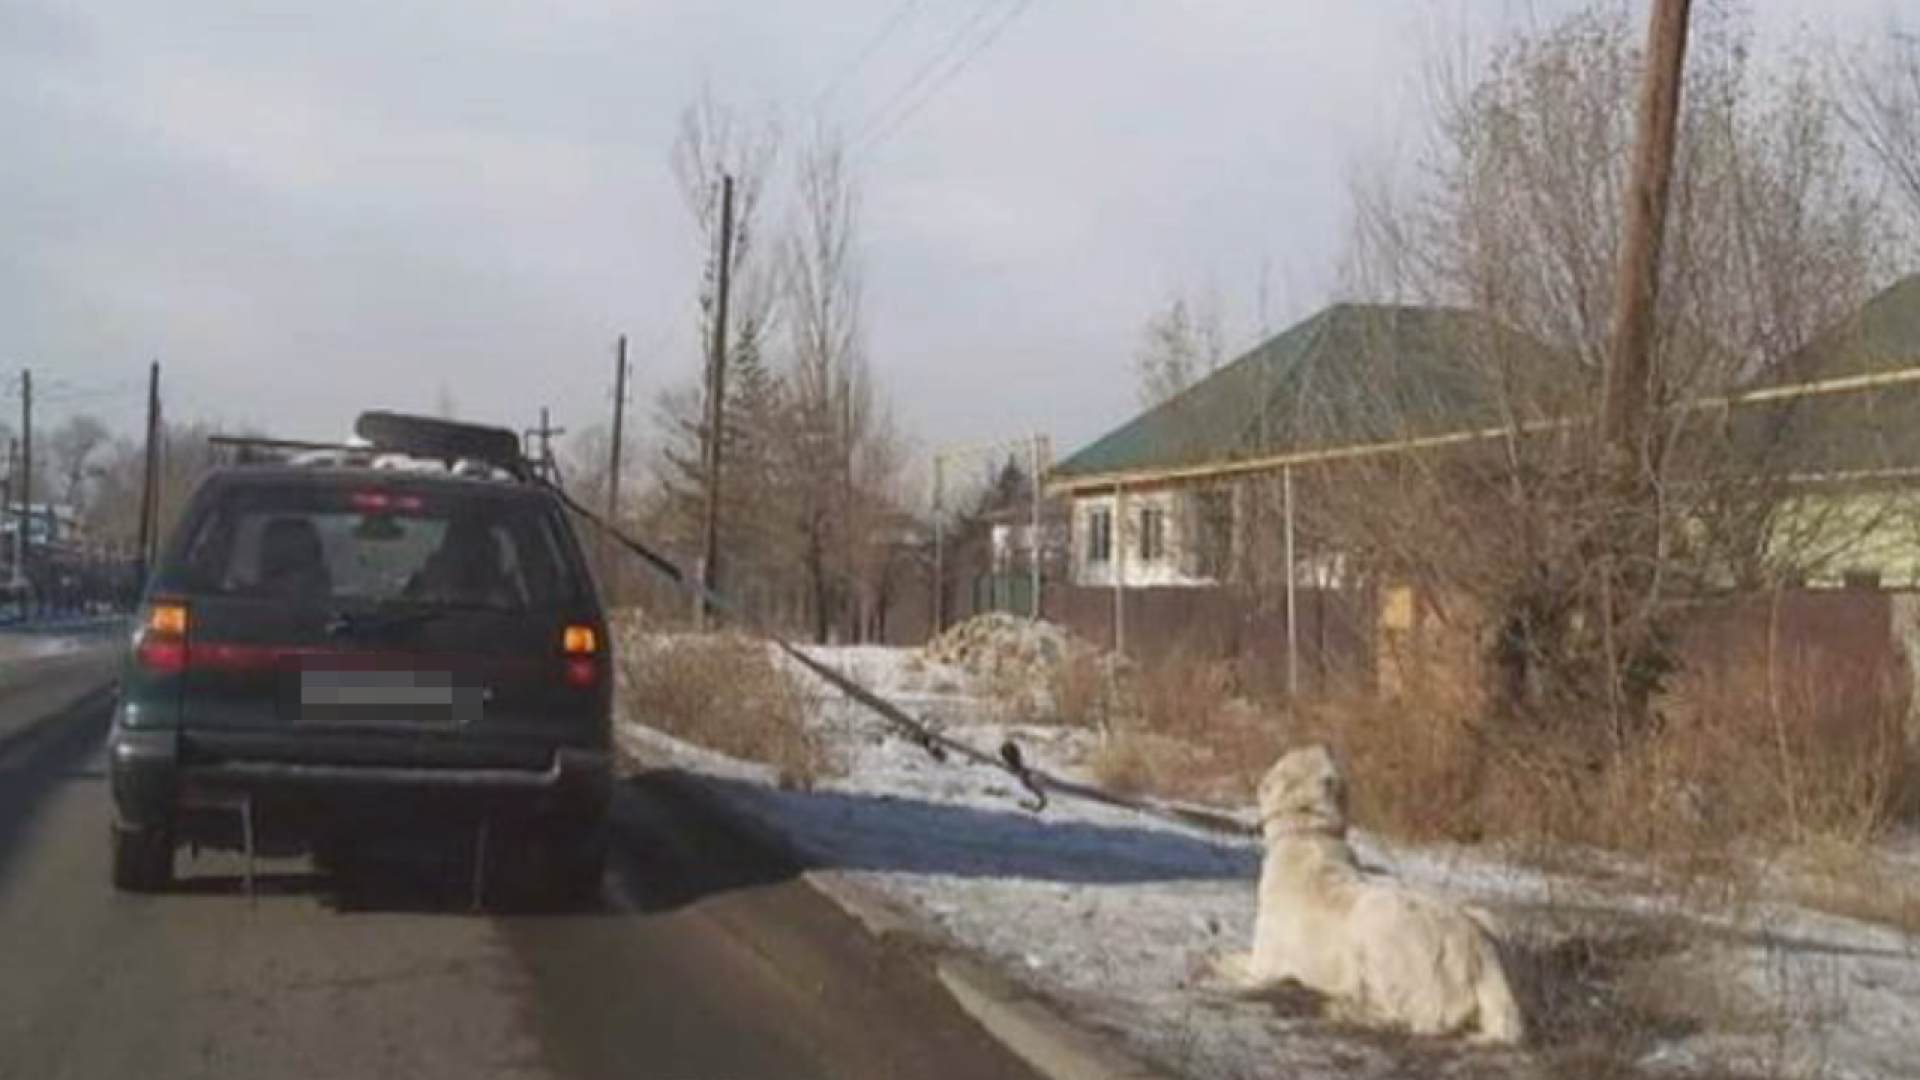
168, 841, 625, 918
629, 766, 1256, 889
0, 688, 115, 892
611, 769, 807, 914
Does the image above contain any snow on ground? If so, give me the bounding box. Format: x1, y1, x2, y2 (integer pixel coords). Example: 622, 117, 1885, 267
0, 626, 103, 667
618, 634, 1920, 1080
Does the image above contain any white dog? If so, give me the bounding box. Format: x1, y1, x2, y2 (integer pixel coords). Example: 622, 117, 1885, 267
1215, 746, 1526, 1045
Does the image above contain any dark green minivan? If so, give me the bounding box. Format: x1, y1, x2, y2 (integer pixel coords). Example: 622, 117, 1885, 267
109, 427, 611, 900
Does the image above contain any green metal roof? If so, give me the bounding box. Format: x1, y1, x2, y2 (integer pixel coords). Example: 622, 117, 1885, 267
1054, 303, 1573, 482
1742, 274, 1920, 475
1789, 274, 1920, 381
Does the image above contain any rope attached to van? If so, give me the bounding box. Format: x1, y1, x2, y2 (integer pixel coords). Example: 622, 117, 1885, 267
539, 478, 1257, 839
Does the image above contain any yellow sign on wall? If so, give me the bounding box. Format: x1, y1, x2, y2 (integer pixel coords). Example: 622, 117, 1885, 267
1381, 586, 1416, 631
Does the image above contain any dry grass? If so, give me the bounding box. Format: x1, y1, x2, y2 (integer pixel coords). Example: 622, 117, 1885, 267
1045, 646, 1121, 729
1088, 648, 1292, 805
1778, 838, 1920, 933
617, 631, 831, 787
1287, 649, 1919, 865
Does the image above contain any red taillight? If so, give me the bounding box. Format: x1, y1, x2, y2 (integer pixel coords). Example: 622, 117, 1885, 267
135, 638, 187, 673
135, 602, 189, 673
563, 657, 598, 687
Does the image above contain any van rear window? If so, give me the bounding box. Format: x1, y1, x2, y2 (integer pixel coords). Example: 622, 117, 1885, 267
159, 485, 578, 609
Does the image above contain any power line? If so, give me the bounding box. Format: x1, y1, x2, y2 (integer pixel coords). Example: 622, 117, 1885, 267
812, 0, 929, 110
857, 0, 1040, 156
36, 385, 145, 408
9, 373, 145, 406
852, 0, 1014, 147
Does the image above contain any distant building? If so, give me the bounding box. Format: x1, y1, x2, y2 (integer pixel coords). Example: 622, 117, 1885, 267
1, 502, 84, 555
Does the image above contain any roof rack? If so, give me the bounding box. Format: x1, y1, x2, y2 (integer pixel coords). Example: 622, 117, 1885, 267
209, 413, 534, 482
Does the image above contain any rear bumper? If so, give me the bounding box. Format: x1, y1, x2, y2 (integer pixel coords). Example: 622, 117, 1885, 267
109, 728, 611, 831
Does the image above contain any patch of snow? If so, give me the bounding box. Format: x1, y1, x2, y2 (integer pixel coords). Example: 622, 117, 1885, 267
0, 630, 98, 666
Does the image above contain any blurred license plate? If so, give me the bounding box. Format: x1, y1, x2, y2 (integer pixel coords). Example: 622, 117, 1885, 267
297, 670, 478, 727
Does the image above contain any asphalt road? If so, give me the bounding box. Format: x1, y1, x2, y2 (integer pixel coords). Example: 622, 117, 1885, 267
0, 637, 1043, 1080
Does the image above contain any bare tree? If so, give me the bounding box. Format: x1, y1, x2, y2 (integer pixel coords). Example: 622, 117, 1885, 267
47, 414, 111, 510
783, 126, 902, 642
1134, 291, 1227, 408
647, 110, 906, 639
1840, 23, 1920, 238
1317, 2, 1887, 729
672, 90, 783, 362
80, 419, 224, 548
656, 94, 786, 585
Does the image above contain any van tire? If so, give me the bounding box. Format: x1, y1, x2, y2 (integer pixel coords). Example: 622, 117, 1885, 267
111, 823, 174, 893
549, 841, 605, 905
539, 816, 607, 907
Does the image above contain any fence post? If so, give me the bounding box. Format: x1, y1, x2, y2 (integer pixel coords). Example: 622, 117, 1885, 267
1113, 483, 1127, 657
1285, 465, 1298, 697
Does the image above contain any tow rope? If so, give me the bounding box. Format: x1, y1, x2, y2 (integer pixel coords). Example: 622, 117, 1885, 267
541, 479, 1257, 839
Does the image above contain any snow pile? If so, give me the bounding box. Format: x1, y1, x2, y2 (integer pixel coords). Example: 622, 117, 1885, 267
921, 613, 1129, 721
925, 613, 1073, 688
616, 636, 1920, 1080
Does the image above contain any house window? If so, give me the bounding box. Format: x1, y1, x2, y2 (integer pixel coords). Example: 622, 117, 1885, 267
1138, 506, 1166, 562
1085, 508, 1113, 565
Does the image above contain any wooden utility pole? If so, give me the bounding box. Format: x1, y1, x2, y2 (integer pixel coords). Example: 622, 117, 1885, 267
17, 370, 30, 599
532, 408, 564, 481
607, 335, 629, 525
1598, 0, 1693, 733
136, 360, 161, 584
1601, 0, 1693, 488
604, 335, 630, 599
4, 438, 15, 587
699, 173, 737, 624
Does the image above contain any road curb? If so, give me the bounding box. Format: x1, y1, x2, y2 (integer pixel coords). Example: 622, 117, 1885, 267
0, 659, 118, 761
937, 957, 1170, 1080
620, 749, 1182, 1080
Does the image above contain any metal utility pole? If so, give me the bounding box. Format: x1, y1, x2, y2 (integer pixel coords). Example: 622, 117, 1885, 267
1601, 0, 1693, 489
136, 361, 161, 585
699, 173, 737, 625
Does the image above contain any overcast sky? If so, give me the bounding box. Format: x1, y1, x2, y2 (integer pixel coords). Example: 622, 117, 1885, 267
2, 0, 1905, 474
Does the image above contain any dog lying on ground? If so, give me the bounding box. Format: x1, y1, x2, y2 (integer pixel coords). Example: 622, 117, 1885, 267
1214, 745, 1526, 1045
